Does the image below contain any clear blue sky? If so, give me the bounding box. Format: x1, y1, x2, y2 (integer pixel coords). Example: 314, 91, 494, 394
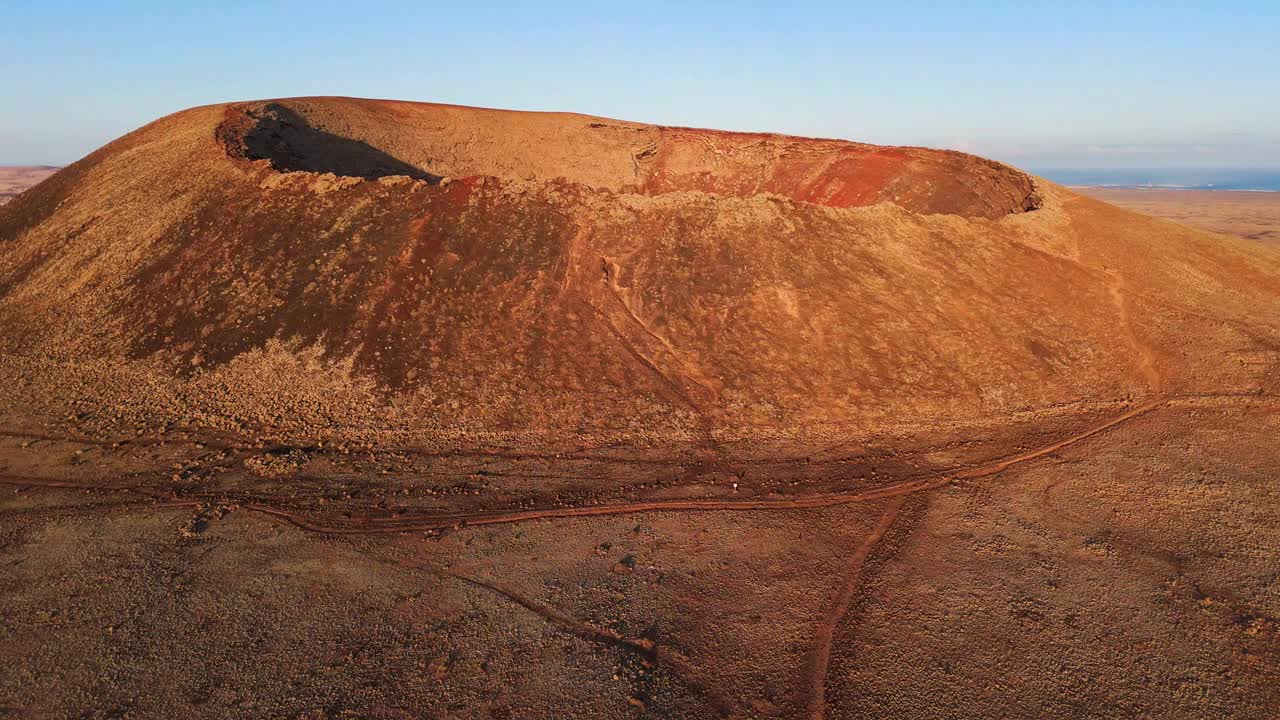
2, 1, 1277, 168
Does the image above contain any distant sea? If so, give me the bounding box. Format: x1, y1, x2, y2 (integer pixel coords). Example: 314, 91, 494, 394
1030, 168, 1280, 192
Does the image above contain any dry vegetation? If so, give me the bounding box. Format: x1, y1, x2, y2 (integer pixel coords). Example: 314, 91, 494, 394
1, 98, 1278, 718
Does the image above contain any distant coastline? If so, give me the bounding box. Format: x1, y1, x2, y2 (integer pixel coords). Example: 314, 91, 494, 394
1032, 168, 1280, 192
1068, 185, 1279, 193
1069, 186, 1280, 194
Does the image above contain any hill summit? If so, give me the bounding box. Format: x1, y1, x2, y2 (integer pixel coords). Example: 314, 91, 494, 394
1, 97, 1276, 449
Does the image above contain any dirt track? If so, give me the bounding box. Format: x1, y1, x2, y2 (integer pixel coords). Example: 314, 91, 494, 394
0, 393, 1182, 534
2, 390, 1277, 718
806, 495, 907, 720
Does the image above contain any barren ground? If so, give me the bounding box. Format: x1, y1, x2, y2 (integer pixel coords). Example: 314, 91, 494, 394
1077, 187, 1280, 245
0, 167, 58, 206
2, 393, 1277, 719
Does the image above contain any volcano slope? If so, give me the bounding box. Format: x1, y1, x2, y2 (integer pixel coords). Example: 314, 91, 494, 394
1, 98, 1279, 719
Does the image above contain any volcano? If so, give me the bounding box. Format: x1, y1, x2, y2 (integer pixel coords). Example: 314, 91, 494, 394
2, 98, 1279, 719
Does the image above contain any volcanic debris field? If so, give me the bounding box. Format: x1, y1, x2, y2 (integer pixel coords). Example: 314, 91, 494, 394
1, 97, 1279, 719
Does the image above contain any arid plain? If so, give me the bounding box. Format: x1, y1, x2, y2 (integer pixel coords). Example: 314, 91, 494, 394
1079, 187, 1280, 245
1, 99, 1278, 719
0, 167, 58, 206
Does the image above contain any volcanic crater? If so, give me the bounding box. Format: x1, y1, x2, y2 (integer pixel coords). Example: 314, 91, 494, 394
1, 97, 1279, 719
221, 99, 1041, 216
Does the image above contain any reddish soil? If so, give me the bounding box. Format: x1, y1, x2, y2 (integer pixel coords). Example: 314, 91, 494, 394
1, 97, 1279, 718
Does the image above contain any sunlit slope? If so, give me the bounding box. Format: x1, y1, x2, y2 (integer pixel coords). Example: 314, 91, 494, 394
1, 97, 1277, 440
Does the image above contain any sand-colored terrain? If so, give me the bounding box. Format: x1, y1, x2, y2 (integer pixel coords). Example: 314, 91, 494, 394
1, 98, 1279, 718
1079, 187, 1280, 244
0, 166, 58, 205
